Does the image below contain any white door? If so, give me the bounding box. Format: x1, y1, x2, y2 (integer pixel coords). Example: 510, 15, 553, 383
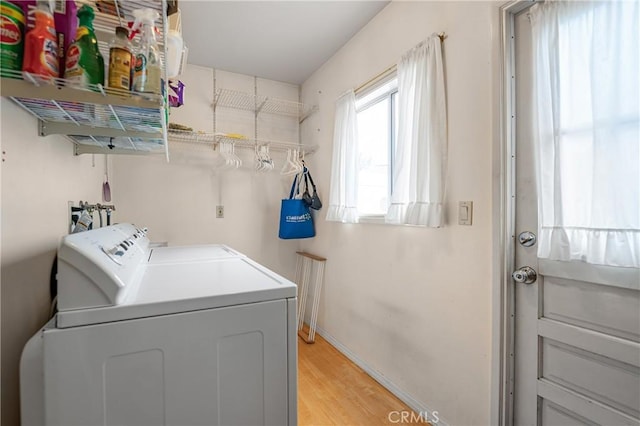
512, 7, 640, 426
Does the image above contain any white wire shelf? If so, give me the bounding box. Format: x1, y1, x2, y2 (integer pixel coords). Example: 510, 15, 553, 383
1, 0, 168, 156
213, 88, 317, 122
2, 70, 166, 154
70, 135, 166, 155
168, 129, 318, 155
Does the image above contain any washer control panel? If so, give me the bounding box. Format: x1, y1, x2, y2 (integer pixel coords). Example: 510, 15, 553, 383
100, 227, 149, 265
57, 224, 151, 311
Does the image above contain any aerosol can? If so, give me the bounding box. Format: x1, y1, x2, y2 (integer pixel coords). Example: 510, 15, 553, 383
130, 8, 162, 94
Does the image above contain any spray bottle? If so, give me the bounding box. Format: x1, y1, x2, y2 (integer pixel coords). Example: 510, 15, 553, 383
64, 5, 104, 87
130, 8, 162, 94
22, 0, 58, 80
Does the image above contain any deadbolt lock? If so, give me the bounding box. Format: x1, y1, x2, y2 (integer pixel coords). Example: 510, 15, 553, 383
518, 231, 537, 247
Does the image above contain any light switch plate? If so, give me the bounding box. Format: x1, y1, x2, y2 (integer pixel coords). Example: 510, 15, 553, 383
458, 201, 473, 226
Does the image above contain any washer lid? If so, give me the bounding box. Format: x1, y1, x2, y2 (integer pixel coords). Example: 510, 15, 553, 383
56, 256, 297, 328
148, 244, 245, 264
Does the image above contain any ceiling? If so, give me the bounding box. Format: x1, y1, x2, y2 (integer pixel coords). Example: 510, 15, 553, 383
178, 1, 390, 85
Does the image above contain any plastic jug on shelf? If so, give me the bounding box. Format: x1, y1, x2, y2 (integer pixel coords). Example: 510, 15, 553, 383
166, 10, 185, 79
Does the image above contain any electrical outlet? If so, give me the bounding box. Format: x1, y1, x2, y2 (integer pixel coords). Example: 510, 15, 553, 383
216, 205, 224, 218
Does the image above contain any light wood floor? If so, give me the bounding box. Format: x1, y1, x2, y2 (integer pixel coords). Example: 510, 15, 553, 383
298, 334, 422, 425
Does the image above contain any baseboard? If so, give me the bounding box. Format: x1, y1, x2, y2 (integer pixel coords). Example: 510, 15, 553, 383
314, 326, 449, 426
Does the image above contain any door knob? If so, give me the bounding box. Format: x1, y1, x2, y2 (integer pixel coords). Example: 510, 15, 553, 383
512, 266, 537, 284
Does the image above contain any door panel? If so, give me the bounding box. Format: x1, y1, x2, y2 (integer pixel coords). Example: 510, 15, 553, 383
537, 381, 638, 426
513, 9, 640, 426
540, 399, 599, 426
543, 277, 640, 342
541, 338, 640, 418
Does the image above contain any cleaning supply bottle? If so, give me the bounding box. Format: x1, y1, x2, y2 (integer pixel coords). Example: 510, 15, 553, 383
64, 5, 104, 87
131, 8, 162, 94
22, 0, 58, 80
108, 26, 132, 90
52, 0, 78, 79
0, 0, 26, 77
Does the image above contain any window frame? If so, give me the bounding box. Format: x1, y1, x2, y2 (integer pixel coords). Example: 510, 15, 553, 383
354, 74, 398, 222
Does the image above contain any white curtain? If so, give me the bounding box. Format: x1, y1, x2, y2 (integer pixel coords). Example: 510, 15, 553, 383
386, 35, 447, 227
530, 1, 640, 268
326, 90, 359, 223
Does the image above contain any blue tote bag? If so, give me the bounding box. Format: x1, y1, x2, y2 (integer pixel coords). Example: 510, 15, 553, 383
279, 173, 315, 239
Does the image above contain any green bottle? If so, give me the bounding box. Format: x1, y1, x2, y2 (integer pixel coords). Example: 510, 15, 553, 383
64, 5, 104, 87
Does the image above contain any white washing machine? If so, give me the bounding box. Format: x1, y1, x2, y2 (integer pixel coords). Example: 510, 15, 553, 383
21, 223, 297, 426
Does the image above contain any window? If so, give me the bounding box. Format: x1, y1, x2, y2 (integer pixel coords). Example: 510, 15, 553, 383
327, 35, 446, 226
355, 76, 398, 217
530, 0, 639, 267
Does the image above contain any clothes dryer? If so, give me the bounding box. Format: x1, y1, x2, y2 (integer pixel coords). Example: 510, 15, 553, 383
21, 223, 297, 426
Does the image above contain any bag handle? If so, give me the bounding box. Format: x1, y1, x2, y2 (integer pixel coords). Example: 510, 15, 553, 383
305, 171, 317, 194
289, 172, 303, 199
303, 172, 310, 194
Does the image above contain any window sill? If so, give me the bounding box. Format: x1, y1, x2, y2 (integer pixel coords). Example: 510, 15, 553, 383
357, 215, 387, 225
354, 215, 438, 228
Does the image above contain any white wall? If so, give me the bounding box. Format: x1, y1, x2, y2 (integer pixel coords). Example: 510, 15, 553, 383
300, 2, 498, 424
110, 65, 303, 277
0, 99, 106, 426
